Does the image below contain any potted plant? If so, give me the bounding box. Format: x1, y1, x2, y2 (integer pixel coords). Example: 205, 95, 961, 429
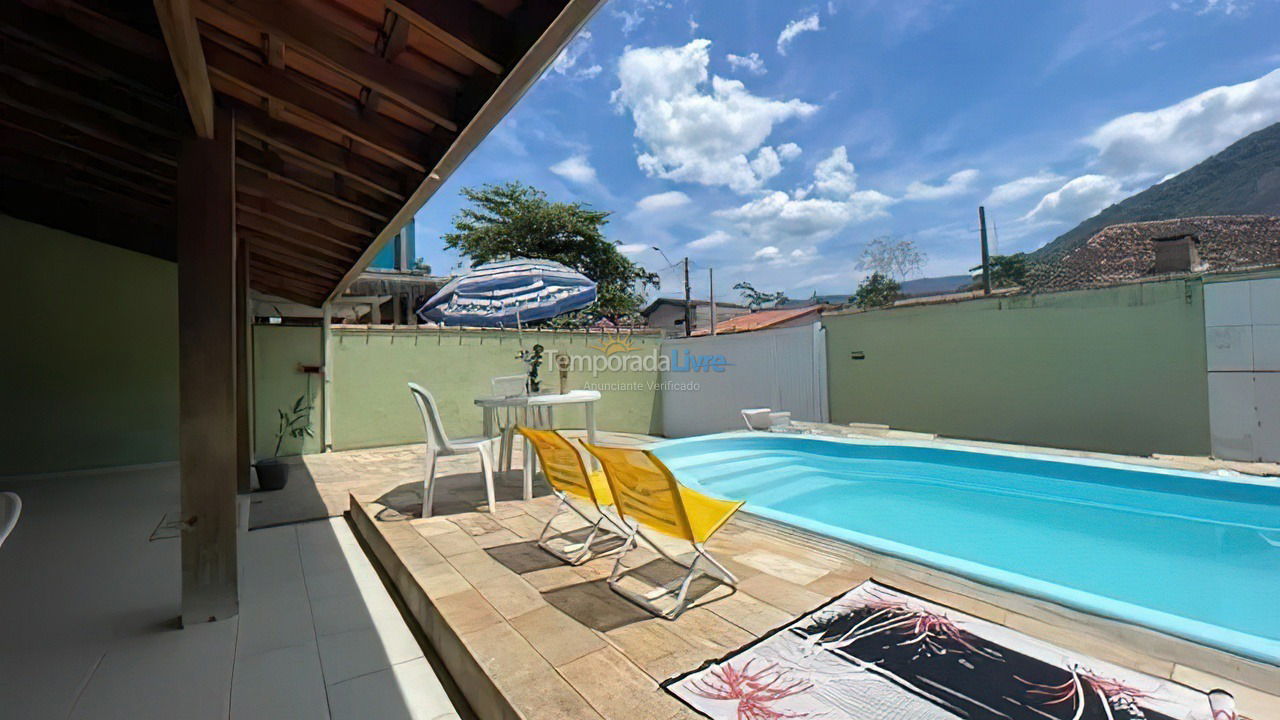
255, 394, 314, 491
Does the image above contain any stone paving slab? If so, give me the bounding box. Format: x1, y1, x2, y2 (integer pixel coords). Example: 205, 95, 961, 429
349, 488, 1280, 720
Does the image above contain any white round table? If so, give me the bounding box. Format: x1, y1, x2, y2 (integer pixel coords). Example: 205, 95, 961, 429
474, 390, 602, 498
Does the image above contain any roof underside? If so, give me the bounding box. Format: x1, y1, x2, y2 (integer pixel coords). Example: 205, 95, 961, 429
1, 0, 598, 307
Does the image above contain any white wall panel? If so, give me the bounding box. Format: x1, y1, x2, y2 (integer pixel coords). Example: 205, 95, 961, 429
1248, 277, 1280, 325
1253, 325, 1280, 372
1206, 326, 1253, 372
1255, 373, 1280, 461
659, 323, 827, 438
1204, 281, 1251, 327
1208, 372, 1257, 461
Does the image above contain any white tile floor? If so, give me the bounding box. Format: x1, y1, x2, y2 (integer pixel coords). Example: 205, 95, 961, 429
0, 466, 463, 720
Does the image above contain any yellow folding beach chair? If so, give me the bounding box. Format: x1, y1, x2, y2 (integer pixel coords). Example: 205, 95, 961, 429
517, 427, 628, 565
581, 442, 744, 620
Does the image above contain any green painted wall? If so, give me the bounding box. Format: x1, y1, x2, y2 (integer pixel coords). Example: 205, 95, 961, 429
823, 279, 1211, 456
330, 329, 663, 450
0, 214, 179, 475
253, 325, 324, 461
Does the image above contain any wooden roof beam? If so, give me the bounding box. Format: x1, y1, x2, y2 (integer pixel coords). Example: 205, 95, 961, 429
387, 0, 509, 74
0, 108, 175, 186
234, 142, 398, 222
0, 77, 179, 166
232, 101, 409, 200
197, 0, 459, 129
153, 0, 216, 138
236, 212, 361, 265
237, 164, 379, 236
236, 193, 365, 251
0, 2, 177, 98
242, 235, 348, 277
0, 176, 175, 261
248, 277, 327, 307
203, 38, 435, 172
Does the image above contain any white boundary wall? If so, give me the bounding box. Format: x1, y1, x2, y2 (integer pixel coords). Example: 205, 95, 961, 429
659, 322, 828, 437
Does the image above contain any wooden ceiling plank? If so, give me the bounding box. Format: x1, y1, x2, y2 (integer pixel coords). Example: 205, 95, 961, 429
236, 193, 364, 251
236, 212, 360, 264
0, 154, 173, 222
198, 0, 459, 129
203, 37, 433, 172
387, 0, 508, 74
237, 165, 378, 236
0, 176, 175, 261
0, 43, 183, 139
0, 79, 179, 166
0, 2, 178, 98
249, 277, 326, 307
0, 110, 175, 186
249, 256, 336, 293
153, 0, 216, 138
232, 100, 408, 198
243, 235, 347, 276
0, 125, 173, 200
235, 144, 396, 222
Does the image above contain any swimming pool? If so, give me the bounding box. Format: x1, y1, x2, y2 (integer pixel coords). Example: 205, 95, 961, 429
651, 432, 1280, 665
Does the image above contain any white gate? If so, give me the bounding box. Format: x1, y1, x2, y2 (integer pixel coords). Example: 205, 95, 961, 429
659, 323, 828, 438
1205, 275, 1280, 461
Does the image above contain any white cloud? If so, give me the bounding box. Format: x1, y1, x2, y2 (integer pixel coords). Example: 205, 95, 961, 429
726, 52, 766, 75
1022, 174, 1125, 224
612, 39, 818, 194
550, 31, 602, 79
688, 230, 732, 250
716, 146, 895, 247
635, 190, 692, 213
984, 172, 1065, 207
1086, 68, 1280, 179
549, 154, 598, 185
752, 245, 818, 267
1171, 0, 1254, 15
613, 0, 670, 34
903, 168, 979, 201
777, 13, 823, 55
617, 243, 649, 256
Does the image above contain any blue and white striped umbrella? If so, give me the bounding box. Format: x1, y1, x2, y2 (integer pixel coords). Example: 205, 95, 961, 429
416, 258, 597, 327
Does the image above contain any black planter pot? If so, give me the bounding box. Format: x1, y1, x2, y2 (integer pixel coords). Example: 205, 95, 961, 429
255, 459, 290, 491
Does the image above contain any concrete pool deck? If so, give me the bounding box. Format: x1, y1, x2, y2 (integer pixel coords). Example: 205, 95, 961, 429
332, 430, 1279, 720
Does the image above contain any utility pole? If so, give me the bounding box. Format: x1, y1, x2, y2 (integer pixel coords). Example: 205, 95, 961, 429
978, 206, 992, 296
709, 267, 717, 336
683, 257, 692, 337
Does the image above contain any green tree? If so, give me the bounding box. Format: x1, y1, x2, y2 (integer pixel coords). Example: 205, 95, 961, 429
850, 273, 900, 309
987, 253, 1029, 288
733, 281, 788, 310
442, 182, 659, 320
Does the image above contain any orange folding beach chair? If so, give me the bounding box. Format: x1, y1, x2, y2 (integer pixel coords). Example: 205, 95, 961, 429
517, 427, 628, 565
581, 441, 744, 620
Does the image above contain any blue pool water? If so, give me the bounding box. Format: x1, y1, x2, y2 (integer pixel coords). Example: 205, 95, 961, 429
651, 432, 1280, 664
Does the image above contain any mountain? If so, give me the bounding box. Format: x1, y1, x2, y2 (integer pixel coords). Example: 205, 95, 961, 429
898, 274, 973, 297
1031, 122, 1280, 259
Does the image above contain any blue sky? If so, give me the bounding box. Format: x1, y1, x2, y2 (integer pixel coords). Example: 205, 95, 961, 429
412, 0, 1280, 300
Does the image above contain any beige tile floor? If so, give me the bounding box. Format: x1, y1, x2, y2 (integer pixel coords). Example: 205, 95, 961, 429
346, 463, 1280, 720
251, 425, 1279, 719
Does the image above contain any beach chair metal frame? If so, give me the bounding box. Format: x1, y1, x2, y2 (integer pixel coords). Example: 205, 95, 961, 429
582, 442, 742, 620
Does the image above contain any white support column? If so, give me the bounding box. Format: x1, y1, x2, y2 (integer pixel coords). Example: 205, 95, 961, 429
322, 301, 334, 452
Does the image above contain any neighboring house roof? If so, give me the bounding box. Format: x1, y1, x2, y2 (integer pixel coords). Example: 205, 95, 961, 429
690, 305, 828, 336
640, 298, 748, 317
1030, 215, 1280, 291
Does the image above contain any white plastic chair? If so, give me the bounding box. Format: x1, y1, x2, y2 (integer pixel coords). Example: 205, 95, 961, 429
408, 383, 499, 516
491, 375, 526, 472
0, 492, 21, 549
